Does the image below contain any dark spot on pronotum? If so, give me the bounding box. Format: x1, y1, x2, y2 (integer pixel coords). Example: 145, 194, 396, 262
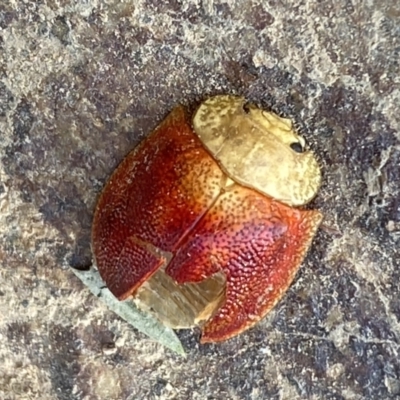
242, 102, 251, 114
290, 142, 304, 153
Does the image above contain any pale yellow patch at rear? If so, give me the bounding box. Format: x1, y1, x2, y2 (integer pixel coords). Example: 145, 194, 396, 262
192, 95, 321, 206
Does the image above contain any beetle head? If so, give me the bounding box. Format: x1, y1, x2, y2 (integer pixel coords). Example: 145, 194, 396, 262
192, 95, 321, 206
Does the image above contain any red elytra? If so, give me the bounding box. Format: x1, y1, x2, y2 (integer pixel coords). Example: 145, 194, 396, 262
92, 104, 323, 343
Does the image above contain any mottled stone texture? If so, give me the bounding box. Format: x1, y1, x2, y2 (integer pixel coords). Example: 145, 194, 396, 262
0, 0, 399, 399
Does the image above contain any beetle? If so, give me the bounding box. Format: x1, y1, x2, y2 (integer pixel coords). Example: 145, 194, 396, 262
92, 95, 323, 343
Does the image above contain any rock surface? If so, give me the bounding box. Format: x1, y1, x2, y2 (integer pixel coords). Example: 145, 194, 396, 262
0, 1, 399, 399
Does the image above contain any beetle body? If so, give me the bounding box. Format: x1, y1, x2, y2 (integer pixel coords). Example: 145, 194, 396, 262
92, 96, 322, 343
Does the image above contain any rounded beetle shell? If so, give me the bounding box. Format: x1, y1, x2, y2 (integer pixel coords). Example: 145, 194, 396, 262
92, 96, 323, 343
